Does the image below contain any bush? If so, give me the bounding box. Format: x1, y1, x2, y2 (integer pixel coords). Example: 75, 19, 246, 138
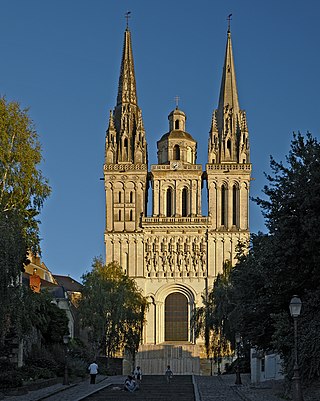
0, 371, 23, 389
19, 365, 55, 381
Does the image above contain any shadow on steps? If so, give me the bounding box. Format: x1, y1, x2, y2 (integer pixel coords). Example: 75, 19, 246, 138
85, 375, 195, 400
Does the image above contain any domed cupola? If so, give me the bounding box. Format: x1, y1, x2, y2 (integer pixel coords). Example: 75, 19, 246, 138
157, 107, 197, 165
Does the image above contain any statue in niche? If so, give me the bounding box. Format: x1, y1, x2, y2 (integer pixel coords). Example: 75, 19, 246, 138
168, 251, 175, 272
161, 252, 168, 271
145, 251, 152, 272
153, 253, 159, 272
201, 251, 206, 271
177, 251, 183, 271
185, 252, 191, 272
194, 252, 200, 272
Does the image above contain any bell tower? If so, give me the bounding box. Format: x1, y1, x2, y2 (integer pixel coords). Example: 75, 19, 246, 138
206, 27, 251, 234
104, 25, 148, 274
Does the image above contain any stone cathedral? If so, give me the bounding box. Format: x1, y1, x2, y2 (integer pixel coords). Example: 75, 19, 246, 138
103, 24, 251, 375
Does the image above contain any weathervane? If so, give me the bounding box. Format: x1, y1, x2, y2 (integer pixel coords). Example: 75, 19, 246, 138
227, 13, 232, 32
125, 11, 131, 29
174, 95, 180, 109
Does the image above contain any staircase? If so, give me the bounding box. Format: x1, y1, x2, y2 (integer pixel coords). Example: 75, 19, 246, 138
85, 375, 195, 400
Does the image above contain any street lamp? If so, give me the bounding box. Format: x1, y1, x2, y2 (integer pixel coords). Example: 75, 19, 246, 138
63, 335, 70, 385
235, 332, 242, 385
289, 296, 304, 401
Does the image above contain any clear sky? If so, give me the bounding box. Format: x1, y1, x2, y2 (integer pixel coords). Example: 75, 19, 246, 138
1, 0, 319, 282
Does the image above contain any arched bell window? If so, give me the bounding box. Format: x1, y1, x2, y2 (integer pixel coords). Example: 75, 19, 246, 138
173, 145, 180, 160
232, 185, 238, 226
221, 185, 226, 226
166, 188, 173, 217
182, 188, 188, 217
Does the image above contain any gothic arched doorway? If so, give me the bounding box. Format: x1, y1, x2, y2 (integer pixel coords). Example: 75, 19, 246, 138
165, 292, 188, 341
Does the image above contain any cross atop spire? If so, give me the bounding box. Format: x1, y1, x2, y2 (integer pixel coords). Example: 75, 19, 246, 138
174, 95, 180, 109
125, 11, 131, 29
227, 13, 232, 33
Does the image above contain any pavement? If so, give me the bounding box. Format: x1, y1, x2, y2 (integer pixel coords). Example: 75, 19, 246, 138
0, 375, 125, 401
1, 373, 316, 401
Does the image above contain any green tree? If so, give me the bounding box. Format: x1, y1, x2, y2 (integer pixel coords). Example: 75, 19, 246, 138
0, 97, 51, 245
221, 132, 320, 381
0, 97, 51, 348
79, 258, 147, 362
193, 262, 233, 364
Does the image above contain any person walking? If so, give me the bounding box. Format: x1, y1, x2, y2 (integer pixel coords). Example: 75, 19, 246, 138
165, 365, 173, 383
133, 366, 142, 383
88, 361, 98, 384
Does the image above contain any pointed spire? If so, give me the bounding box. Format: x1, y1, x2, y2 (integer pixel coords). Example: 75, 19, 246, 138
116, 26, 137, 106
208, 25, 250, 164
218, 29, 240, 115
108, 22, 148, 165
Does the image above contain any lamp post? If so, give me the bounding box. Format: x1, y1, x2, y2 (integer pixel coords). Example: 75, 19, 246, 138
235, 332, 242, 385
289, 296, 304, 401
63, 335, 70, 385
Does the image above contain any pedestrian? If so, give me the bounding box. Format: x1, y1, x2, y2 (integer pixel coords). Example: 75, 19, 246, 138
124, 375, 138, 392
133, 366, 142, 383
88, 360, 98, 384
165, 365, 173, 383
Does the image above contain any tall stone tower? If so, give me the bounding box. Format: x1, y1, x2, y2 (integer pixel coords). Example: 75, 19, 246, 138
103, 24, 251, 375
104, 27, 148, 275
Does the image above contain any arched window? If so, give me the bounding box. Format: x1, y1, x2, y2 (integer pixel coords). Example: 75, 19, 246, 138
130, 191, 133, 203
118, 210, 122, 221
232, 185, 238, 226
227, 139, 231, 151
173, 145, 180, 160
166, 188, 173, 217
182, 188, 188, 217
175, 120, 180, 129
165, 293, 188, 341
118, 192, 122, 203
221, 185, 226, 226
129, 210, 133, 221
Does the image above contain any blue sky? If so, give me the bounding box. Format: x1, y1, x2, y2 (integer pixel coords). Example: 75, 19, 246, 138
1, 0, 319, 282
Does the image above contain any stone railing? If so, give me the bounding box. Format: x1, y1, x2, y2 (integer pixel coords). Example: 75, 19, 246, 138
151, 164, 202, 171
142, 216, 210, 225
206, 163, 251, 171
104, 163, 147, 171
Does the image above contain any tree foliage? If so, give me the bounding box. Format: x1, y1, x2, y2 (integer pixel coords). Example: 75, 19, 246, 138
0, 97, 51, 348
193, 261, 233, 360
0, 97, 51, 241
78, 258, 148, 360
215, 132, 320, 382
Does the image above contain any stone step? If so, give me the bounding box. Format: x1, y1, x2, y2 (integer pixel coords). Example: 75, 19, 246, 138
84, 375, 195, 400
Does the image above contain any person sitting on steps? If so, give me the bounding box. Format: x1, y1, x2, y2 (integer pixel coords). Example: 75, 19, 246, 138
124, 375, 138, 392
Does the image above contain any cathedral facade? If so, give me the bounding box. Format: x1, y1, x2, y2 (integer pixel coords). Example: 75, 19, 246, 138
103, 24, 251, 375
